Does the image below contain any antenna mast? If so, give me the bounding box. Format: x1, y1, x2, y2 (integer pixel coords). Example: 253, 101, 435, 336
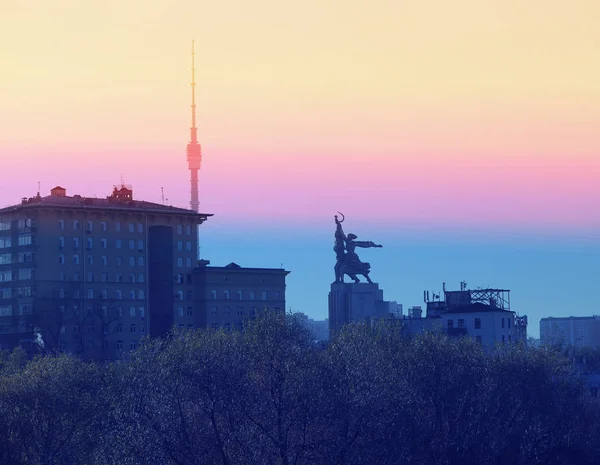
186, 39, 202, 212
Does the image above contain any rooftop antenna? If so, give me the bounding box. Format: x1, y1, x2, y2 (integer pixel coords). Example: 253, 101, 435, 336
37, 181, 40, 197
161, 187, 165, 205
120, 174, 124, 186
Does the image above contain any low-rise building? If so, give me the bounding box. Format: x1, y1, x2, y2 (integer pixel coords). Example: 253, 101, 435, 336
193, 261, 289, 331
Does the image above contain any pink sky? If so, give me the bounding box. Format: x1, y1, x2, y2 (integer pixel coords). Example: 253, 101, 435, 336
1, 0, 599, 233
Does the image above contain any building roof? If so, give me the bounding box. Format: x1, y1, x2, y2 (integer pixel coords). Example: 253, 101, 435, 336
0, 188, 212, 219
444, 302, 512, 314
195, 261, 290, 275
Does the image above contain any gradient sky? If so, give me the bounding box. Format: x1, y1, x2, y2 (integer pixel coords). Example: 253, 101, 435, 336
1, 0, 599, 337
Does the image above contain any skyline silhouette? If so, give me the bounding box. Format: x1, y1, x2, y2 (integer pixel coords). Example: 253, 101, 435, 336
1, 0, 599, 337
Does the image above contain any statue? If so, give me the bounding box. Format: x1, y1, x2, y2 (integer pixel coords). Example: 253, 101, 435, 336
333, 212, 382, 284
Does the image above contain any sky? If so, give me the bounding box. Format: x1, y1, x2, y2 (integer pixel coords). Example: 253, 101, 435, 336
1, 0, 599, 337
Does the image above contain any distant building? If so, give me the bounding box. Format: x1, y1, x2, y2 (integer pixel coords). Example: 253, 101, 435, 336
400, 284, 528, 347
193, 261, 289, 331
0, 185, 211, 359
540, 316, 600, 349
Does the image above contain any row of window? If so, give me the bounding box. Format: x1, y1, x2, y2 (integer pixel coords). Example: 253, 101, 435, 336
58, 272, 145, 283
447, 317, 513, 330
57, 220, 194, 235
58, 305, 145, 319
59, 237, 148, 251
57, 288, 146, 300
0, 219, 33, 231
210, 306, 261, 316
0, 252, 34, 265
58, 254, 145, 267
0, 287, 33, 299
211, 289, 280, 301
0, 236, 33, 248
0, 269, 35, 282
0, 304, 33, 317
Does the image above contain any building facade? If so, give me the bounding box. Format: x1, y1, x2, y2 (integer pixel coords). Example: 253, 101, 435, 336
193, 261, 289, 331
540, 316, 600, 349
0, 185, 211, 359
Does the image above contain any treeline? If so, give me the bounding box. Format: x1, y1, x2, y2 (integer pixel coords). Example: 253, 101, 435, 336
0, 312, 599, 465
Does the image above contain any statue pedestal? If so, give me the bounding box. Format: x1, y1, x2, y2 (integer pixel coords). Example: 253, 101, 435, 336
328, 282, 388, 339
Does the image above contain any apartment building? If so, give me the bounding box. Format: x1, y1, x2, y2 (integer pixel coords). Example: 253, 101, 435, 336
540, 316, 600, 349
193, 261, 289, 331
0, 184, 211, 359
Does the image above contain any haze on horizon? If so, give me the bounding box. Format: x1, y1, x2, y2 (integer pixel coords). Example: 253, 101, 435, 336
1, 0, 599, 336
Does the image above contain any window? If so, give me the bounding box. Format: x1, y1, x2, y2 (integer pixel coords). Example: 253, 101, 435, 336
129, 273, 135, 283
177, 240, 183, 251
186, 307, 193, 316
87, 289, 94, 299
129, 239, 135, 250
186, 291, 192, 301
224, 290, 230, 300
502, 335, 505, 343
211, 290, 217, 300
101, 272, 108, 282
138, 290, 145, 300
117, 273, 123, 282
0, 306, 12, 317
129, 290, 136, 299
138, 257, 144, 266
0, 237, 11, 248
87, 237, 93, 249
116, 239, 122, 249
0, 254, 10, 265
130, 307, 136, 317
237, 290, 243, 300
59, 219, 65, 230
177, 257, 183, 267
0, 288, 12, 299
0, 271, 12, 282
18, 252, 33, 263
129, 257, 135, 267
176, 290, 183, 300
58, 236, 65, 248
116, 324, 123, 333
275, 291, 280, 300
186, 257, 192, 267
87, 221, 93, 232
224, 306, 230, 315
101, 289, 108, 299
139, 307, 145, 317
116, 256, 122, 266
458, 319, 465, 329
502, 317, 505, 329
116, 222, 121, 232
116, 289, 122, 299
138, 240, 144, 250
185, 241, 192, 251
101, 221, 107, 232
178, 307, 184, 317
87, 255, 93, 265
137, 223, 143, 233
138, 273, 144, 283
508, 318, 512, 329
238, 307, 243, 316
101, 255, 107, 266
447, 319, 454, 329
73, 219, 79, 230
211, 306, 217, 315
73, 254, 80, 265
18, 235, 32, 246
177, 224, 183, 234
58, 254, 65, 264
87, 271, 94, 282
128, 223, 134, 233
59, 273, 66, 281
116, 340, 123, 350
185, 224, 192, 235
74, 272, 81, 281
474, 318, 481, 329
73, 237, 79, 248
140, 325, 146, 333
261, 290, 268, 300
249, 291, 255, 301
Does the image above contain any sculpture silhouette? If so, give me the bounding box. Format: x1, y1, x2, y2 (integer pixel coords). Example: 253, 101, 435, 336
333, 213, 382, 284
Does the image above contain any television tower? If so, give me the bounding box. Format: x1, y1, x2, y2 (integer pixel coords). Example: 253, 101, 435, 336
186, 40, 202, 212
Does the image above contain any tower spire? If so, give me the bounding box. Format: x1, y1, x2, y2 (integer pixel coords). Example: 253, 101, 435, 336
186, 39, 202, 212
